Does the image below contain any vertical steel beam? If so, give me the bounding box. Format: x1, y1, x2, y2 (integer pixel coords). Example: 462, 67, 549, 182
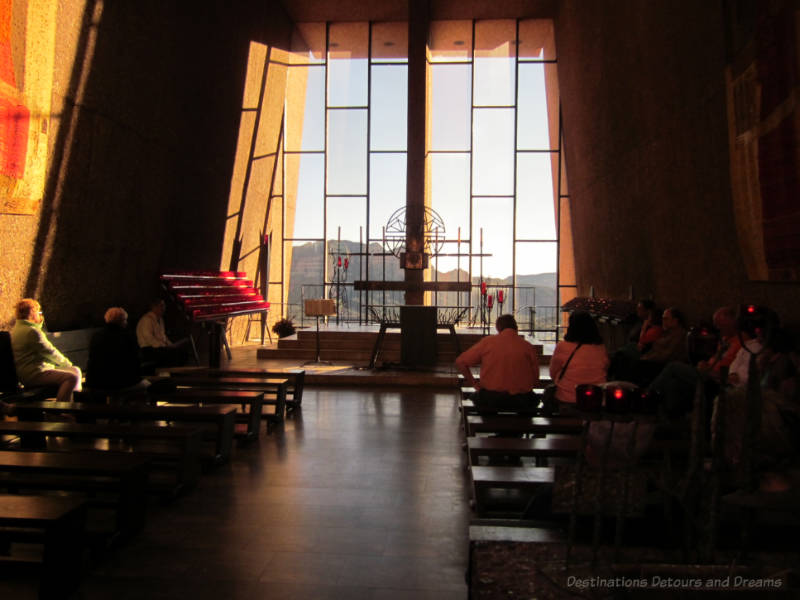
404, 0, 429, 305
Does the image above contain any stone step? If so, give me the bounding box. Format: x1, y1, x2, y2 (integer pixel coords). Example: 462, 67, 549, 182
257, 347, 462, 362
262, 330, 550, 365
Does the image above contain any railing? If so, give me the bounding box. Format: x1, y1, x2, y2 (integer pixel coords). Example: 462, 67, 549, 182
294, 282, 560, 339
517, 305, 560, 343
365, 305, 471, 326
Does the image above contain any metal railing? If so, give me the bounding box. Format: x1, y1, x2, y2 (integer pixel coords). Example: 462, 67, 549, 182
294, 282, 560, 339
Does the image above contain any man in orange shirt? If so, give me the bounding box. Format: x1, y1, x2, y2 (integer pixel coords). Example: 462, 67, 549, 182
455, 314, 540, 414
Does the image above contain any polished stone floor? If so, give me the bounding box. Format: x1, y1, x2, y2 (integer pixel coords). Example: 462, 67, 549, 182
2, 386, 471, 599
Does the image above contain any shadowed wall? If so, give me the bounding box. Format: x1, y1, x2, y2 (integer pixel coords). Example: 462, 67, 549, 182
555, 0, 799, 324
0, 0, 291, 330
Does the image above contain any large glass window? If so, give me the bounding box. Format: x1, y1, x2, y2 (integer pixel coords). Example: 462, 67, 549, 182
284, 153, 323, 240
370, 65, 408, 151
326, 109, 367, 195
279, 19, 561, 335
426, 18, 560, 338
369, 153, 406, 238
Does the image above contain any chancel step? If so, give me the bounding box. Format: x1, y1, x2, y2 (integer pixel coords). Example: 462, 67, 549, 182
258, 329, 546, 365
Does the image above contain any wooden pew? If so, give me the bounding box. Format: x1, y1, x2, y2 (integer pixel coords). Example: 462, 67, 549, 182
0, 494, 87, 599
460, 385, 549, 400
467, 436, 580, 464
0, 331, 57, 402
156, 376, 290, 430
467, 438, 686, 518
45, 328, 101, 371
470, 466, 556, 516
13, 401, 235, 465
459, 396, 546, 432
165, 368, 305, 411
154, 389, 264, 441
0, 421, 202, 494
465, 415, 584, 437
0, 450, 149, 540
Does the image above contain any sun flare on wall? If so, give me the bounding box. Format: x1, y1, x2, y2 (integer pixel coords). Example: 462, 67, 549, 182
0, 0, 57, 215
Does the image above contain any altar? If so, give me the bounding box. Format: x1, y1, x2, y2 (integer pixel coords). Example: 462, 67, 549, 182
361, 304, 470, 368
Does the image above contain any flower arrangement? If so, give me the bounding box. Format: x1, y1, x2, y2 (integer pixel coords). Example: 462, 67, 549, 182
271, 318, 296, 338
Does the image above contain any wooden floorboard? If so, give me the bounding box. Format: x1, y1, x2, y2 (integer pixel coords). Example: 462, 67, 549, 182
0, 345, 471, 599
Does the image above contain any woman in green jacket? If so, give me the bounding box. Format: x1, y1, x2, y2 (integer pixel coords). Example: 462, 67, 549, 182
10, 299, 82, 402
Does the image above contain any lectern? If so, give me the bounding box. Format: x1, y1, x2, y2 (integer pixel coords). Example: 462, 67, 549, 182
304, 299, 336, 365
400, 305, 437, 366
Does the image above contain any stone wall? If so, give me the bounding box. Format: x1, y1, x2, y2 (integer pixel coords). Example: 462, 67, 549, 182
0, 0, 292, 330
555, 0, 800, 325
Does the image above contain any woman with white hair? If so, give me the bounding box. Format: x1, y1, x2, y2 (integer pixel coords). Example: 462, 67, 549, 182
86, 307, 145, 394
10, 298, 82, 402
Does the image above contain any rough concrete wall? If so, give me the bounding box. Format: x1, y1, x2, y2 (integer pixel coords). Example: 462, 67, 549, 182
0, 0, 291, 330
221, 41, 289, 345
555, 0, 800, 324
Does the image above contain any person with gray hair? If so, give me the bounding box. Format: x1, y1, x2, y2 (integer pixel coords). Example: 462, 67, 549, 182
10, 298, 82, 402
86, 307, 146, 393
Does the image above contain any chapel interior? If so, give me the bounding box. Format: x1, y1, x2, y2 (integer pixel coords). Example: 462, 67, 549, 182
0, 0, 799, 598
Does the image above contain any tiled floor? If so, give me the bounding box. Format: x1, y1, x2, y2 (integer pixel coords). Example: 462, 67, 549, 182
3, 385, 471, 599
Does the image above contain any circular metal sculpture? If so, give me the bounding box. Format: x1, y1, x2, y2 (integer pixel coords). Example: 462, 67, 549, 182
383, 206, 446, 258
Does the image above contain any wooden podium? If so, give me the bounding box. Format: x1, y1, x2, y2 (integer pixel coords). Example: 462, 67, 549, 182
304, 299, 336, 365
400, 306, 437, 367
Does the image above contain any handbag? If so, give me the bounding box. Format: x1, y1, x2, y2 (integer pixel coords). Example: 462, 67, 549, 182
540, 343, 583, 416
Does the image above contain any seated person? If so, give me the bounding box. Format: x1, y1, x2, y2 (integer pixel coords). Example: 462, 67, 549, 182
649, 305, 742, 416
628, 307, 688, 386
549, 311, 609, 416
634, 299, 663, 353
10, 299, 82, 402
455, 314, 540, 414
136, 299, 188, 368
86, 307, 149, 396
726, 314, 769, 389
608, 300, 663, 379
713, 325, 799, 492
759, 328, 798, 394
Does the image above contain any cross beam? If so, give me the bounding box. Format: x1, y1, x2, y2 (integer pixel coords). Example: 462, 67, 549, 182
353, 281, 471, 292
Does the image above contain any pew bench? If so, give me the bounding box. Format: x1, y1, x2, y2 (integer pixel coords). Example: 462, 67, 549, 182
166, 368, 305, 411
0, 493, 87, 599
156, 376, 290, 431
0, 331, 58, 403
0, 450, 148, 540
460, 386, 548, 399
13, 401, 235, 465
45, 328, 101, 371
154, 389, 264, 442
468, 437, 580, 466
0, 421, 202, 494
470, 466, 556, 516
468, 437, 688, 465
465, 415, 584, 437
459, 396, 546, 432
